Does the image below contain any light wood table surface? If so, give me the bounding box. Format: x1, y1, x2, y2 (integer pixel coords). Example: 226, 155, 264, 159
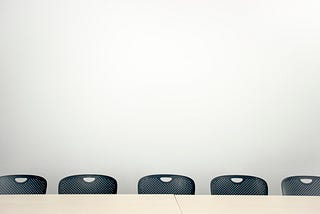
1, 194, 320, 214
0, 194, 182, 214
175, 195, 320, 214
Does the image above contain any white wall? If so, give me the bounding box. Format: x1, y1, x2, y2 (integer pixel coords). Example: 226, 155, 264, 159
1, 0, 320, 194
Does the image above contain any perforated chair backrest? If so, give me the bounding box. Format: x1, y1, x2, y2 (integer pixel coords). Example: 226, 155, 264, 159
58, 174, 117, 194
210, 175, 268, 195
281, 176, 320, 196
0, 174, 47, 194
138, 174, 195, 195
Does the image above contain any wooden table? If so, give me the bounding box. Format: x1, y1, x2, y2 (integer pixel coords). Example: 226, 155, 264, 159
0, 194, 181, 214
1, 194, 320, 214
176, 195, 320, 214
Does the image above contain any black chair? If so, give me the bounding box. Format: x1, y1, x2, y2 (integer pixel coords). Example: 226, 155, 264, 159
58, 174, 117, 194
281, 176, 320, 196
138, 174, 195, 194
210, 175, 268, 195
0, 174, 47, 194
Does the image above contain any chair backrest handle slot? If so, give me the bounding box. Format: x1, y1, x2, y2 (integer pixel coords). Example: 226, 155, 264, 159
15, 178, 28, 183
160, 177, 173, 182
83, 177, 96, 183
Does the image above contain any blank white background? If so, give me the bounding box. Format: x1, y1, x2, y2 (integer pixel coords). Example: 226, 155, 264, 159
0, 0, 320, 194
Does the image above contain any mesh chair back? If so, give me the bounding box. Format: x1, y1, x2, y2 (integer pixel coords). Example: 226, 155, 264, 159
58, 174, 117, 194
282, 176, 320, 196
0, 174, 47, 194
138, 174, 195, 194
210, 175, 268, 195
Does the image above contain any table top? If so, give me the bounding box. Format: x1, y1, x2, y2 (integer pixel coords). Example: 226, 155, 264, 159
176, 195, 320, 214
1, 194, 320, 214
0, 194, 181, 214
